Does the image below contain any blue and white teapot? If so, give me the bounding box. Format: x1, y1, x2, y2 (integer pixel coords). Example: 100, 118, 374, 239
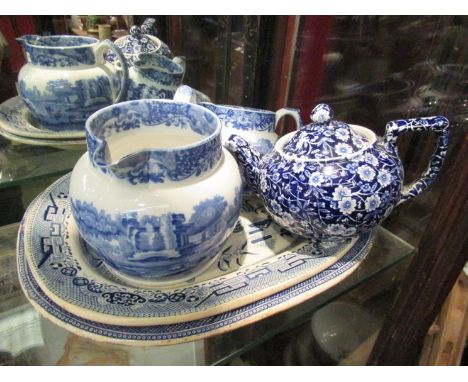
227, 103, 450, 242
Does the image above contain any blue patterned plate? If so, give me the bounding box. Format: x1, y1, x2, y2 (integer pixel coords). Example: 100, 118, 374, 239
0, 125, 87, 150
18, 222, 371, 346
21, 174, 374, 326
0, 97, 86, 139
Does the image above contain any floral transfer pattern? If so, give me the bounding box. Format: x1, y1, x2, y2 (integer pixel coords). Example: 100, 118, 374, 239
228, 134, 402, 241
201, 103, 277, 132
227, 111, 450, 242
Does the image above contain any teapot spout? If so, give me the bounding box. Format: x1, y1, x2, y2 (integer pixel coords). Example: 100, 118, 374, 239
226, 135, 262, 195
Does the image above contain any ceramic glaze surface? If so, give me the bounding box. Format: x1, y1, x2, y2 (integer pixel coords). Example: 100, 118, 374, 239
70, 99, 242, 280
17, 35, 128, 125
227, 104, 450, 242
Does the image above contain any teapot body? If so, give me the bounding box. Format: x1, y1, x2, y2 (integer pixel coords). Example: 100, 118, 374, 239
251, 129, 403, 241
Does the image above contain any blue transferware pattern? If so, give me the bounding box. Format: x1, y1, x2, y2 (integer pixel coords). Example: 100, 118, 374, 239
19, 77, 114, 126
197, 101, 302, 156
71, 192, 241, 279
86, 100, 221, 184
17, 220, 371, 345
0, 97, 86, 139
17, 35, 97, 67
17, 35, 129, 125
71, 98, 241, 281
20, 173, 373, 325
127, 53, 185, 101
226, 103, 450, 242
107, 20, 174, 66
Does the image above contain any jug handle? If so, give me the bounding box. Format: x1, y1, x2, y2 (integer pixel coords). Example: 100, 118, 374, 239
384, 116, 450, 206
94, 39, 129, 103
275, 108, 302, 136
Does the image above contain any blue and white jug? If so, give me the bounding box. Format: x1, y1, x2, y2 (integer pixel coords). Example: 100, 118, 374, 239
17, 35, 129, 126
127, 53, 186, 100
174, 85, 302, 156
69, 99, 242, 281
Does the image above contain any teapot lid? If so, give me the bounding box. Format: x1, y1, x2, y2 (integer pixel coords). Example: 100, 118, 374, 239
112, 22, 173, 65
281, 104, 369, 160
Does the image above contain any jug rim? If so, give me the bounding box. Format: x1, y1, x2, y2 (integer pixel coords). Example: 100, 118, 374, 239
86, 99, 222, 169
133, 52, 185, 74
276, 124, 377, 163
201, 102, 276, 115
20, 35, 99, 49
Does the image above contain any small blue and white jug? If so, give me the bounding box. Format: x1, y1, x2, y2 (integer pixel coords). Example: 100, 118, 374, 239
17, 35, 128, 126
127, 53, 186, 100
174, 85, 302, 156
227, 103, 450, 242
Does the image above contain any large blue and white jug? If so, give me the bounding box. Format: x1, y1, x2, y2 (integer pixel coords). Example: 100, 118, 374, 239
69, 99, 242, 281
17, 35, 129, 126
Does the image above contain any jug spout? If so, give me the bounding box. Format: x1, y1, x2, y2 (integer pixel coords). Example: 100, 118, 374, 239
226, 134, 262, 195
16, 34, 40, 48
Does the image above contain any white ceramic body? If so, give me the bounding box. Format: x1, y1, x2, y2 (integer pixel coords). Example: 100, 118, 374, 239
69, 149, 242, 279
68, 99, 242, 280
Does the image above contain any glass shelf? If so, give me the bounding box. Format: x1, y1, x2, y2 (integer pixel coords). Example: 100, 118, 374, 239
0, 222, 414, 365
0, 141, 84, 190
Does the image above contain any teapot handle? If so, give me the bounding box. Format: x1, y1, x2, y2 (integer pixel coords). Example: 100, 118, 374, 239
94, 39, 129, 103
275, 108, 302, 136
384, 116, 450, 206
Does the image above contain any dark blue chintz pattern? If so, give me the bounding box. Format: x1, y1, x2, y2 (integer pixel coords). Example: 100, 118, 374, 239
227, 105, 450, 242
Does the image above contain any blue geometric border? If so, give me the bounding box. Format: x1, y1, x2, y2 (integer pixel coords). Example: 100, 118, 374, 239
17, 222, 372, 345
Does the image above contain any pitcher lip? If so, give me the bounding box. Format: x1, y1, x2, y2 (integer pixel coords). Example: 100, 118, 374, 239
85, 99, 222, 170
202, 102, 275, 115
276, 124, 378, 163
133, 52, 184, 74
21, 35, 99, 49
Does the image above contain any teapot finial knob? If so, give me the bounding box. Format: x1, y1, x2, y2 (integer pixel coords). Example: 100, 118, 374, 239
130, 26, 142, 37
311, 103, 334, 123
